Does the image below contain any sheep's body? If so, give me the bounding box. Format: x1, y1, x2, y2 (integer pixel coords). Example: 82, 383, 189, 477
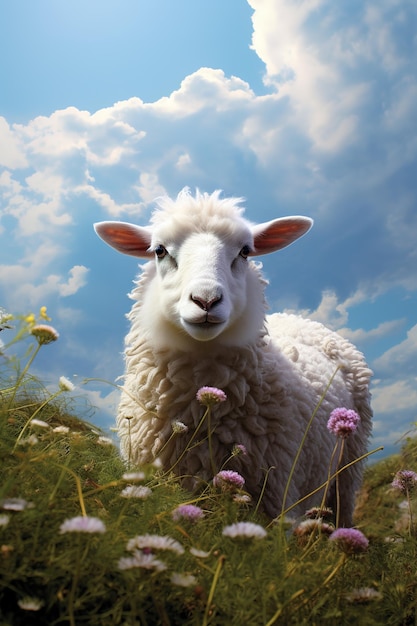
95, 189, 372, 525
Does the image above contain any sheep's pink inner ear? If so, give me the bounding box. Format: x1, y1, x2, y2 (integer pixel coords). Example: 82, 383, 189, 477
251, 216, 313, 256
94, 222, 153, 258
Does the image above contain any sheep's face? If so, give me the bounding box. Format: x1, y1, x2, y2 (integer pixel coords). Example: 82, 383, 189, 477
151, 226, 257, 344
94, 190, 313, 350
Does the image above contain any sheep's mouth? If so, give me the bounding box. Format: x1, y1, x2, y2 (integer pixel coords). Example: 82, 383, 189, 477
181, 318, 227, 341
183, 313, 226, 326
194, 321, 222, 329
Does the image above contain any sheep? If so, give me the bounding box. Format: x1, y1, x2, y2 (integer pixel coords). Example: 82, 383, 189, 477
94, 188, 372, 525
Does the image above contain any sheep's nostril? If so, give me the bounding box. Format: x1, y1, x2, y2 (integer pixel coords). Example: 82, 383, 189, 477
191, 294, 222, 311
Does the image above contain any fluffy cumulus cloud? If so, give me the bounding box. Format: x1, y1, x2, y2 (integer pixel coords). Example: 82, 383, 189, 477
0, 0, 416, 448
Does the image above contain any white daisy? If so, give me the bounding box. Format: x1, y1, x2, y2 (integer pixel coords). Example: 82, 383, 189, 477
17, 596, 44, 611
126, 534, 184, 555
118, 551, 167, 572
121, 485, 152, 499
59, 376, 75, 392
222, 522, 267, 539
171, 572, 197, 587
122, 471, 146, 482
59, 516, 106, 534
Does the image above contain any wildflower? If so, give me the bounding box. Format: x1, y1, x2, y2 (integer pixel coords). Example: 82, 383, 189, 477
25, 313, 36, 327
329, 528, 369, 554
327, 407, 360, 438
345, 587, 382, 603
222, 521, 267, 540
196, 386, 227, 406
118, 552, 167, 572
233, 493, 252, 504
53, 425, 70, 434
19, 434, 39, 446
59, 376, 75, 392
293, 519, 334, 544
1, 498, 33, 511
0, 514, 10, 527
172, 504, 205, 522
171, 572, 197, 587
59, 516, 106, 534
17, 596, 44, 611
213, 470, 245, 491
126, 534, 184, 555
172, 420, 188, 434
30, 324, 59, 345
122, 471, 146, 482
39, 305, 51, 320
0, 308, 13, 329
97, 435, 114, 446
30, 418, 50, 429
121, 485, 152, 499
190, 547, 210, 558
232, 443, 247, 456
305, 506, 334, 521
392, 470, 417, 494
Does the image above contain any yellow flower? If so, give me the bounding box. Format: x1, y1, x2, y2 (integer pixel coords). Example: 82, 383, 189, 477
39, 306, 51, 321
25, 313, 36, 327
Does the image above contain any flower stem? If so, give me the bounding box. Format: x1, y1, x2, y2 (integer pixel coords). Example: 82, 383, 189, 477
207, 407, 216, 475
264, 588, 306, 626
12, 389, 63, 451
280, 365, 341, 520
320, 440, 340, 515
165, 408, 209, 475
7, 343, 41, 410
272, 446, 383, 524
254, 465, 276, 516
335, 439, 346, 529
202, 555, 224, 626
48, 462, 87, 517
407, 488, 414, 536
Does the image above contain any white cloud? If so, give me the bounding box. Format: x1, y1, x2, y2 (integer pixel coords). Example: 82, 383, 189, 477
373, 324, 417, 376
0, 117, 27, 168
134, 172, 167, 205
338, 320, 405, 345
283, 288, 374, 331
247, 0, 370, 152
151, 68, 254, 117
372, 378, 417, 414
176, 153, 191, 169
58, 266, 89, 297
0, 259, 89, 308
368, 323, 417, 451
248, 0, 416, 156
82, 388, 120, 424
75, 183, 143, 217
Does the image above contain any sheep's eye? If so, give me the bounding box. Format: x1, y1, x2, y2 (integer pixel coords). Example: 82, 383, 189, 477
239, 245, 251, 259
154, 244, 167, 259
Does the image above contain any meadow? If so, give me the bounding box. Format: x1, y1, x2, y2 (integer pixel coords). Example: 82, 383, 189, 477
1, 308, 416, 625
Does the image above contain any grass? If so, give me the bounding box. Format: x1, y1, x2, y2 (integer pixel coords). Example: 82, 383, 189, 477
1, 308, 417, 625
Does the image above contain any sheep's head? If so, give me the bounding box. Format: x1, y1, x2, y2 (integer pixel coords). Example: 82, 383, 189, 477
94, 190, 312, 350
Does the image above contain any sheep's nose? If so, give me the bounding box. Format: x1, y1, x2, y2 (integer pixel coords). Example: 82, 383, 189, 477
191, 294, 222, 311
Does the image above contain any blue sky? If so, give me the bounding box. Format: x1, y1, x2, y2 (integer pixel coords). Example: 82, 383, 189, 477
1, 0, 416, 458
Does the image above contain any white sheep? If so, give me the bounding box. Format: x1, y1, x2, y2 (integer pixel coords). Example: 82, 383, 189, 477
95, 188, 372, 525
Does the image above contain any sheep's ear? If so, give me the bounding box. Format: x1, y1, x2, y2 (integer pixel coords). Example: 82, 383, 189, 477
251, 216, 313, 256
94, 221, 153, 258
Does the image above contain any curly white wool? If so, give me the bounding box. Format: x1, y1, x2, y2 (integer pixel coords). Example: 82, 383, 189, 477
94, 189, 373, 525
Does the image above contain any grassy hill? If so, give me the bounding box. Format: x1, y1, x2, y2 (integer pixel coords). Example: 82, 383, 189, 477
1, 311, 417, 625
